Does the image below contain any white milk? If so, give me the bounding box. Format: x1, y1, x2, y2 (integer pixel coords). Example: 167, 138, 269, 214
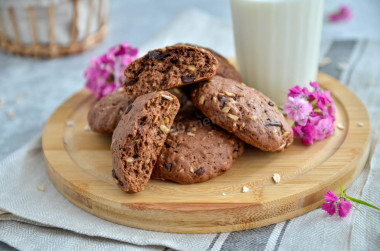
230, 0, 324, 105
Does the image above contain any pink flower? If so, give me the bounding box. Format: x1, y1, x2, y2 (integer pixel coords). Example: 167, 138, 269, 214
292, 122, 315, 145
283, 97, 313, 126
84, 41, 138, 99
324, 190, 339, 202
288, 86, 310, 99
322, 202, 336, 216
329, 5, 353, 23
314, 117, 335, 141
321, 190, 353, 218
338, 200, 352, 218
283, 82, 337, 146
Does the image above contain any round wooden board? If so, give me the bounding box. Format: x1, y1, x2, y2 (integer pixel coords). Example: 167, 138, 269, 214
42, 72, 371, 233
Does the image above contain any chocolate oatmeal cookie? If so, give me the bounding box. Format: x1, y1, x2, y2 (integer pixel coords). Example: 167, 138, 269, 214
124, 45, 218, 97
191, 76, 293, 152
87, 90, 133, 133
111, 91, 180, 193
151, 110, 244, 184
177, 43, 242, 82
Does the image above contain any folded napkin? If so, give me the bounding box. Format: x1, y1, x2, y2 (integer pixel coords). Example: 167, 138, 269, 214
1, 8, 380, 251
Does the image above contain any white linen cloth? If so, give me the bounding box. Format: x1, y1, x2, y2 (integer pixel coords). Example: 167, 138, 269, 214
1, 9, 380, 251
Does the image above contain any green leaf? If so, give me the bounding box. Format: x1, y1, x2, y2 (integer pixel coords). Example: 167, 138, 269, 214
345, 194, 380, 210
278, 106, 283, 111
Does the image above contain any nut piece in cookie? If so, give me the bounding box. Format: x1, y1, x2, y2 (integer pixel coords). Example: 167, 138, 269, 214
124, 45, 218, 97
151, 110, 244, 184
87, 90, 134, 133
177, 43, 242, 82
191, 76, 293, 152
111, 91, 180, 193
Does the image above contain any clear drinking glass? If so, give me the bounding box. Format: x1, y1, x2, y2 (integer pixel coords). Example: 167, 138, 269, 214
230, 0, 324, 104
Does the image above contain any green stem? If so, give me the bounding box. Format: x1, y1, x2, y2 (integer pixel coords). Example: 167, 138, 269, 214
345, 194, 380, 210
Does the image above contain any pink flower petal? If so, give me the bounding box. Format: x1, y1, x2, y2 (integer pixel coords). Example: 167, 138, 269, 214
283, 97, 313, 125
314, 117, 335, 141
324, 190, 339, 203
338, 200, 352, 217
329, 5, 353, 23
322, 203, 336, 216
288, 86, 303, 98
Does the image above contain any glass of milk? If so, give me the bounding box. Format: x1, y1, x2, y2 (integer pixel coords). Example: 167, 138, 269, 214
230, 0, 324, 105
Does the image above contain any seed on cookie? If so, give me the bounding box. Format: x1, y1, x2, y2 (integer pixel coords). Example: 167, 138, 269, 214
187, 132, 195, 137
160, 124, 170, 133
127, 157, 134, 163
282, 131, 290, 137
222, 107, 231, 113
227, 114, 239, 121
224, 91, 234, 97
188, 65, 196, 71
161, 94, 173, 101
164, 117, 170, 124
199, 96, 205, 105
251, 115, 257, 121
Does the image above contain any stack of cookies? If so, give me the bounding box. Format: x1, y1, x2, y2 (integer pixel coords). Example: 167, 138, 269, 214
87, 44, 293, 193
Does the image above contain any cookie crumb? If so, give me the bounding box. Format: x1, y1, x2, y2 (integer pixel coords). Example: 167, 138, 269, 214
6, 110, 14, 120
318, 57, 331, 67
273, 173, 281, 184
357, 122, 364, 127
221, 192, 226, 196
282, 131, 290, 137
242, 186, 249, 193
15, 94, 23, 104
83, 125, 91, 131
337, 62, 348, 71
66, 120, 75, 127
37, 185, 45, 191
336, 123, 345, 130
365, 81, 372, 87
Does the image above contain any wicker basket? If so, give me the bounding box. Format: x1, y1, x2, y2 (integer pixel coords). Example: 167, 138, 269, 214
0, 0, 109, 57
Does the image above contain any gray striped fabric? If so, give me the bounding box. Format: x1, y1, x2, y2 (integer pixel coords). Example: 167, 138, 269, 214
1, 11, 380, 251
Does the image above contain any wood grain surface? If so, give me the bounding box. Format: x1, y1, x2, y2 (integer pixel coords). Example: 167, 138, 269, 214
42, 72, 371, 233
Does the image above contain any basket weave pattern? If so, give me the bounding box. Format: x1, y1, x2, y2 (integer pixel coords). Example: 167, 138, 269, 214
0, 0, 108, 57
